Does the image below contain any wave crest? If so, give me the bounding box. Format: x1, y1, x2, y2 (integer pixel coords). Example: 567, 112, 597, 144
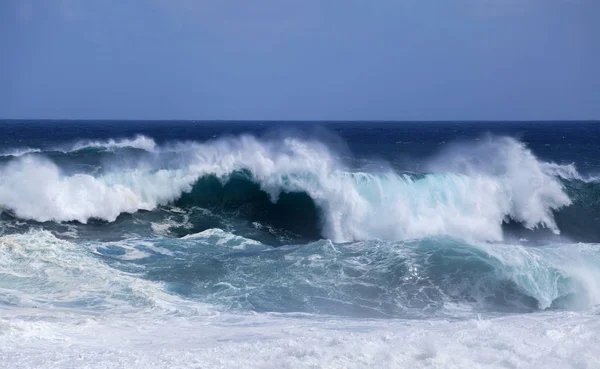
70, 134, 157, 152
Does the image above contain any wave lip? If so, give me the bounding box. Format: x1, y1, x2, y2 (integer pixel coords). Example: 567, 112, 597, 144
0, 135, 156, 160
0, 147, 42, 158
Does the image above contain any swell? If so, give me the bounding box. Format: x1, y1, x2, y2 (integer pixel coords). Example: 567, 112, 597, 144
0, 134, 598, 243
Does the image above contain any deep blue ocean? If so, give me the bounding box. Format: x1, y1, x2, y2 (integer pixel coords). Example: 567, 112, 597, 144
1, 120, 600, 368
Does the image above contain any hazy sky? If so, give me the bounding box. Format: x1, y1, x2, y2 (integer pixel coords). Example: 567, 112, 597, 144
1, 0, 598, 120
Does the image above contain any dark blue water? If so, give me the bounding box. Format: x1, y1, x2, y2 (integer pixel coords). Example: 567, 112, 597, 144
1, 120, 600, 319
2, 120, 600, 170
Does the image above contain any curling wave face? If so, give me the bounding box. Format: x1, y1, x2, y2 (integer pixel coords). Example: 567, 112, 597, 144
0, 135, 590, 243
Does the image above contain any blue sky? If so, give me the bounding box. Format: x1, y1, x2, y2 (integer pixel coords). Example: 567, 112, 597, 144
1, 0, 598, 120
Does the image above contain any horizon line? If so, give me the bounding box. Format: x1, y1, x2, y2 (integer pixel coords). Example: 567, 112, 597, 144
1, 118, 599, 123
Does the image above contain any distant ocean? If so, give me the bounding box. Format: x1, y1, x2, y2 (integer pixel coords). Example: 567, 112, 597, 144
1, 120, 599, 368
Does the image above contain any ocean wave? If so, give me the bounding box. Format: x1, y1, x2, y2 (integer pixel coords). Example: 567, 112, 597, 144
7, 228, 596, 316
0, 135, 156, 159
0, 135, 592, 242
70, 135, 157, 152
0, 147, 42, 158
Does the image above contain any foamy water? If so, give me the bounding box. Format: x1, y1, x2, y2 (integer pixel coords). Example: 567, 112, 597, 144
2, 122, 600, 368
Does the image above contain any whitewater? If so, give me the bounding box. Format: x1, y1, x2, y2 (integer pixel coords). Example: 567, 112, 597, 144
1, 120, 600, 368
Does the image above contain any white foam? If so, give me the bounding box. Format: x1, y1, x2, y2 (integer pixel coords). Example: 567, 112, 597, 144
0, 155, 195, 223
0, 147, 42, 157
0, 230, 206, 313
183, 228, 263, 249
0, 309, 598, 369
472, 241, 600, 309
70, 134, 157, 152
93, 239, 175, 259
0, 229, 599, 368
0, 135, 576, 242
151, 210, 192, 236
151, 220, 175, 236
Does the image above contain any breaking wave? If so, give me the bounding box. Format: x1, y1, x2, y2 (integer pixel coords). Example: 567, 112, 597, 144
0, 134, 597, 243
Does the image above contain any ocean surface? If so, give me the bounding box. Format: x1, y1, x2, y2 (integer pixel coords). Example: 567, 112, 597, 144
1, 120, 600, 368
